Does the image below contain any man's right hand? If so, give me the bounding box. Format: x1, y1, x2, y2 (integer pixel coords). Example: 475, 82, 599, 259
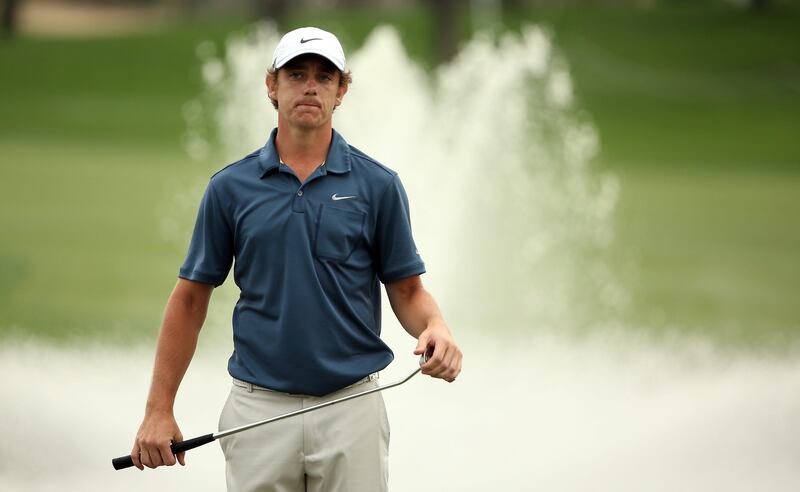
130, 410, 185, 470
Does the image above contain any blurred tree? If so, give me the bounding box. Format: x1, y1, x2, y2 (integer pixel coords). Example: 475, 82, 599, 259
501, 0, 523, 10
750, 0, 769, 11
428, 0, 461, 63
472, 0, 502, 33
2, 0, 19, 38
336, 0, 372, 5
254, 0, 287, 29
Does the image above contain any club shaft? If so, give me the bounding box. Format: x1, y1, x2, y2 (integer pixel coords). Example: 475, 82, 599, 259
215, 367, 420, 439
112, 366, 422, 470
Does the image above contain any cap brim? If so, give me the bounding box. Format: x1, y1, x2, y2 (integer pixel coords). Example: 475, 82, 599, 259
273, 48, 345, 71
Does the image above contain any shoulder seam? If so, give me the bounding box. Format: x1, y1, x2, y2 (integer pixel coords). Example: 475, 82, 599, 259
348, 145, 397, 177
210, 149, 261, 179
376, 173, 399, 208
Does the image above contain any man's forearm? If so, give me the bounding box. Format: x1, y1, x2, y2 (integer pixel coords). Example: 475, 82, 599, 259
389, 284, 446, 339
145, 284, 210, 414
131, 279, 212, 470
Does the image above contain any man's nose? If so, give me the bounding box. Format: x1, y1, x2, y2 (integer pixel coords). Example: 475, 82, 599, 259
304, 77, 318, 94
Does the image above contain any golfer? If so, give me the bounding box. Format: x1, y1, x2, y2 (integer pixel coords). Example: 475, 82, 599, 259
129, 26, 462, 491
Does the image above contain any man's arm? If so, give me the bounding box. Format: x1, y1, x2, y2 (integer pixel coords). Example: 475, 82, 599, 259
385, 275, 462, 382
130, 278, 214, 470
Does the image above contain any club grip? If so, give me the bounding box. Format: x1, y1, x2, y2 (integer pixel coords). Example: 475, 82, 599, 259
112, 433, 215, 470
112, 455, 136, 470
171, 433, 215, 454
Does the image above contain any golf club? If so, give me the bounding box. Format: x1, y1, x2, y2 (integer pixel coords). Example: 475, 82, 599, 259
112, 354, 428, 470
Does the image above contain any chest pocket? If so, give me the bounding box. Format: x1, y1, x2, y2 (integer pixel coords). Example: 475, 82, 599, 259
315, 205, 366, 262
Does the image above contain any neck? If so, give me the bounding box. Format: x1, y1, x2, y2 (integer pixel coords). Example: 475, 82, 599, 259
274, 120, 333, 168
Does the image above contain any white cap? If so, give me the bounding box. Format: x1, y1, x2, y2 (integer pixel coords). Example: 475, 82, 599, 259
271, 27, 346, 71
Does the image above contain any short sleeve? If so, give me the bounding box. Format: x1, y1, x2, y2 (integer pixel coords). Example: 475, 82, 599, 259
375, 174, 426, 283
178, 179, 234, 287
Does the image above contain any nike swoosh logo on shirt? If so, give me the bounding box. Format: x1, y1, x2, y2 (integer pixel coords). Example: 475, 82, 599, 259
331, 193, 356, 201
300, 37, 322, 44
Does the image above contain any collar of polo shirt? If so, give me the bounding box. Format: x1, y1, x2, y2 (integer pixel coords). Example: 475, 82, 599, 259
259, 128, 351, 178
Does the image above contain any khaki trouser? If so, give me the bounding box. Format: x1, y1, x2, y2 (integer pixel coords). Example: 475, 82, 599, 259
218, 376, 390, 492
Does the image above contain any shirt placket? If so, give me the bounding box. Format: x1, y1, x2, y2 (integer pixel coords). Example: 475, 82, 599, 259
283, 163, 327, 213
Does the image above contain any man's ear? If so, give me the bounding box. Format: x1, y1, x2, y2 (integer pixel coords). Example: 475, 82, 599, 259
335, 82, 348, 106
266, 73, 277, 100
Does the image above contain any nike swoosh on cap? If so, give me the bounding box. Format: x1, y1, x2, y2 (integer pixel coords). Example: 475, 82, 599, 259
300, 37, 322, 44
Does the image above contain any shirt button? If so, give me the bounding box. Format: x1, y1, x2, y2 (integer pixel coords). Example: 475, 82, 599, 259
297, 190, 303, 197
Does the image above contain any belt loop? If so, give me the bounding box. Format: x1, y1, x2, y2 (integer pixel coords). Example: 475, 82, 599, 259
246, 382, 253, 393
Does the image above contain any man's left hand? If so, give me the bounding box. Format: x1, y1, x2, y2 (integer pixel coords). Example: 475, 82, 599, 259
414, 321, 462, 383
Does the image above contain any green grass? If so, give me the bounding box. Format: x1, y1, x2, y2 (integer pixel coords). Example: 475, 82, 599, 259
1, 5, 798, 345
0, 20, 252, 149
613, 167, 800, 345
0, 138, 194, 340
0, 20, 251, 340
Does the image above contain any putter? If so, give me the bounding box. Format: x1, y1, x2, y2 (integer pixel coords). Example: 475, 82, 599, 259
112, 354, 428, 470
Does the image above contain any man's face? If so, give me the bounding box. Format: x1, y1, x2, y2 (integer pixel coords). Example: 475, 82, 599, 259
267, 54, 348, 130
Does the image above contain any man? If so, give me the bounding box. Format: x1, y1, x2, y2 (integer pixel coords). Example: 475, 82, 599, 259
130, 26, 462, 491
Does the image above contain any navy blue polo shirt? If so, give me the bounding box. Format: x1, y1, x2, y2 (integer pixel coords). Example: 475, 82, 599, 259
179, 128, 425, 396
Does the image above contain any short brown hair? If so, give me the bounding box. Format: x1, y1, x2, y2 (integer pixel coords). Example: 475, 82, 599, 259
266, 66, 353, 110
